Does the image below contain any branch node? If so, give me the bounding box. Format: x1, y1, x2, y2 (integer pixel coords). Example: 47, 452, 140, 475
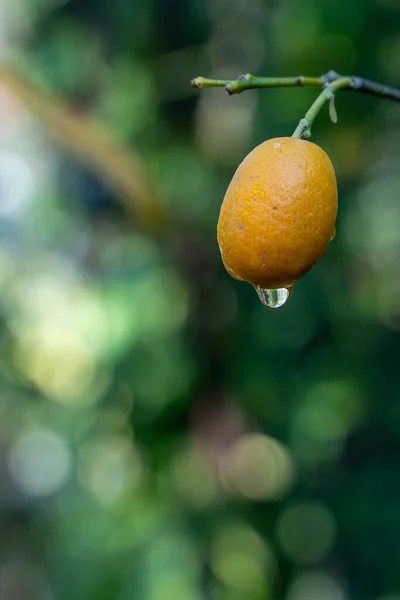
237, 73, 252, 83
225, 74, 253, 95
350, 76, 363, 90
322, 70, 341, 82
191, 76, 205, 89
224, 83, 238, 95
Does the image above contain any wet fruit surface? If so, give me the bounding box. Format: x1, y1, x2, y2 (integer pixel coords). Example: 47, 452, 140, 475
217, 137, 338, 292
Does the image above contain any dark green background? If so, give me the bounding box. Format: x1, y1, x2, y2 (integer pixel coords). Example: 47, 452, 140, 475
0, 1, 399, 599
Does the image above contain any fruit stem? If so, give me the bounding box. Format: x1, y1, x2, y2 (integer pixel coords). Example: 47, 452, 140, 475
291, 77, 352, 139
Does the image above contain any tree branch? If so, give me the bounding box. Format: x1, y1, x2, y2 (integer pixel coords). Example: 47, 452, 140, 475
192, 70, 400, 103
292, 77, 352, 139
349, 76, 400, 102
191, 74, 323, 95
0, 63, 167, 233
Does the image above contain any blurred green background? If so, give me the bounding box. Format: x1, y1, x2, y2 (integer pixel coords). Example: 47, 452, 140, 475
0, 0, 399, 599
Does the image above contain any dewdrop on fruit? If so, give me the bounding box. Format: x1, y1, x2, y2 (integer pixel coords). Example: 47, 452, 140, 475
217, 137, 338, 309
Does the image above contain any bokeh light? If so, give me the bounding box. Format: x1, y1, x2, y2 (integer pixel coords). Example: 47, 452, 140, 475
210, 522, 276, 597
291, 380, 364, 465
169, 441, 217, 508
9, 429, 71, 497
277, 502, 337, 564
195, 92, 256, 166
78, 434, 144, 504
0, 151, 35, 217
286, 571, 345, 600
219, 433, 296, 500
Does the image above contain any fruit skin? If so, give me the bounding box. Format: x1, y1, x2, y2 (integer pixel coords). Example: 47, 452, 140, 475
217, 137, 338, 288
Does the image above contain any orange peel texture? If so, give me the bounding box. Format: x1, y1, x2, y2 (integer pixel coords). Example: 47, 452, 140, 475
217, 137, 338, 289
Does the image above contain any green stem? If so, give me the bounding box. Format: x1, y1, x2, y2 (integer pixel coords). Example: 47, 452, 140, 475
192, 70, 400, 102
191, 74, 323, 95
192, 70, 400, 139
291, 77, 352, 139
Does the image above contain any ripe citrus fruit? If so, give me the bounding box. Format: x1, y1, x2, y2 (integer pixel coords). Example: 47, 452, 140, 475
217, 137, 338, 293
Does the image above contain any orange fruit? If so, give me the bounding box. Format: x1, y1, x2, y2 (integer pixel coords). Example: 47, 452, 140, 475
217, 137, 338, 295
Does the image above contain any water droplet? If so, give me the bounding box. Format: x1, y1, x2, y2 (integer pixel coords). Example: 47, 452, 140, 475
329, 227, 336, 242
254, 285, 293, 309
